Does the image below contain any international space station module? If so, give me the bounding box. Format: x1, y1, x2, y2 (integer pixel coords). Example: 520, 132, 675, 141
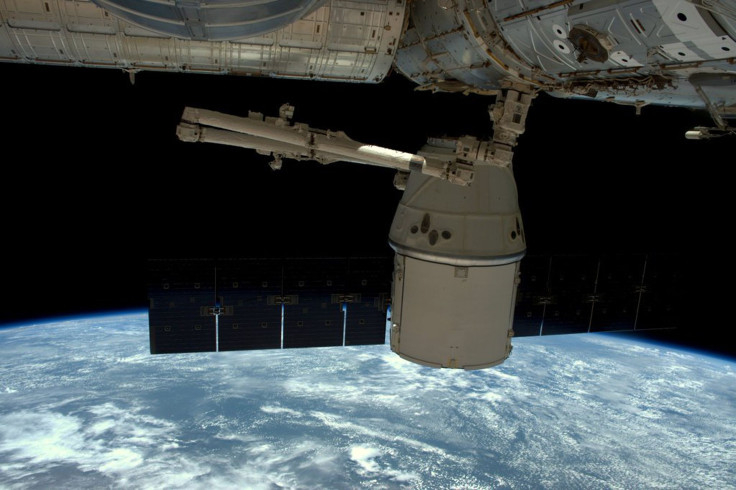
3, 0, 732, 368
2, 0, 735, 131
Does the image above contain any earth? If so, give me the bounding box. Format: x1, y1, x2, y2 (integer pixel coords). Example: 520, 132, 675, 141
1, 312, 734, 489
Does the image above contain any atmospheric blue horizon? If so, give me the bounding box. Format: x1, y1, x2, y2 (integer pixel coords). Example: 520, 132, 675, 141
1, 312, 735, 489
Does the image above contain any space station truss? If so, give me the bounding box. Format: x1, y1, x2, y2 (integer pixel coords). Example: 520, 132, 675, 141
149, 254, 680, 355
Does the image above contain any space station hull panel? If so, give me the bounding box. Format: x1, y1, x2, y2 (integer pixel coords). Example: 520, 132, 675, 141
0, 0, 405, 83
88, 0, 325, 41
395, 0, 736, 114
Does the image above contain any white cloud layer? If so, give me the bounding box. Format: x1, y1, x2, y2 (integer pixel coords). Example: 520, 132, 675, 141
0, 314, 735, 489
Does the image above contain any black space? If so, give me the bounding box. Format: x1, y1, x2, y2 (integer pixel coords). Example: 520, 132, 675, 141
0, 63, 731, 357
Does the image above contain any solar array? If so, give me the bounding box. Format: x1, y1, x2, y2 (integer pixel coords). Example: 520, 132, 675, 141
513, 254, 680, 337
149, 254, 680, 354
148, 258, 392, 354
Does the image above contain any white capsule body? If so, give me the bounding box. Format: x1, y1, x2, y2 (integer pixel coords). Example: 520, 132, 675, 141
388, 162, 525, 369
